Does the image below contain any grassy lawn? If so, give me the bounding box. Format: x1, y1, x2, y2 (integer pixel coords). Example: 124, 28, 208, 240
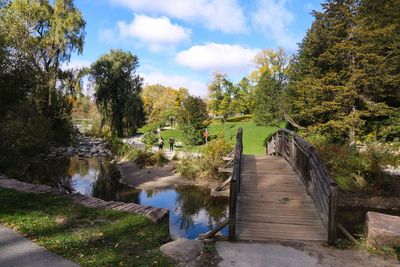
156, 120, 279, 155
0, 188, 170, 267
208, 121, 279, 155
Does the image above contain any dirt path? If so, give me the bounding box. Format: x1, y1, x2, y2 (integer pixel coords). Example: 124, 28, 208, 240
216, 241, 398, 267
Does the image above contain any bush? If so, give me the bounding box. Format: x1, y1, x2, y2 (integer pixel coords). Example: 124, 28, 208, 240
142, 131, 157, 150
203, 136, 233, 161
106, 136, 138, 160
318, 144, 400, 193
150, 150, 169, 167
176, 135, 233, 181
0, 104, 53, 174
176, 157, 202, 180
134, 150, 156, 167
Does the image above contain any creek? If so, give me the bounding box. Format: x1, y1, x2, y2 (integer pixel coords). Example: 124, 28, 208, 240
25, 156, 229, 239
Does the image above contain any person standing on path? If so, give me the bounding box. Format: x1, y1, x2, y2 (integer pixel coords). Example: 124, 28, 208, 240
169, 137, 175, 151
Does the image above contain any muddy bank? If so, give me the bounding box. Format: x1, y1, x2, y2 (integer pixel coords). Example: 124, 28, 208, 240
117, 160, 223, 191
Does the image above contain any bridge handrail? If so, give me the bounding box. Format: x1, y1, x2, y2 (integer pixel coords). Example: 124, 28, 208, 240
228, 128, 243, 240
266, 129, 338, 244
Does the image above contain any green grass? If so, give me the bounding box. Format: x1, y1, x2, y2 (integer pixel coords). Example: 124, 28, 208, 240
208, 121, 279, 155
154, 120, 279, 155
0, 188, 171, 267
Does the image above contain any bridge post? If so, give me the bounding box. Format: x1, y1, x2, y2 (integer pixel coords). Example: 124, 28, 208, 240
228, 128, 243, 241
328, 186, 338, 244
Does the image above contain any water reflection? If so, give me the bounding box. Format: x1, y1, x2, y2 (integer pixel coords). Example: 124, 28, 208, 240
26, 157, 229, 239
136, 186, 229, 239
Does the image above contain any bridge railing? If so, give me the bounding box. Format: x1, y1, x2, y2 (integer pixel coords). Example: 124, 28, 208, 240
228, 128, 243, 241
266, 129, 338, 244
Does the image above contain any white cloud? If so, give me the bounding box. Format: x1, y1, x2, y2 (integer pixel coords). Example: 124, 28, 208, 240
116, 14, 191, 52
109, 0, 247, 33
252, 0, 298, 50
175, 43, 259, 74
61, 59, 91, 70
141, 71, 208, 97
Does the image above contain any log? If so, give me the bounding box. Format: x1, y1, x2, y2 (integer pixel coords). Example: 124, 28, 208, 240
199, 219, 228, 240
215, 176, 232, 191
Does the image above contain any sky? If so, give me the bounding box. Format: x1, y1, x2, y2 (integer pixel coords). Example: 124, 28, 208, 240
65, 0, 324, 97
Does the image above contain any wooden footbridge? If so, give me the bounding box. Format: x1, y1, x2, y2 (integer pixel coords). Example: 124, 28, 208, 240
225, 128, 338, 244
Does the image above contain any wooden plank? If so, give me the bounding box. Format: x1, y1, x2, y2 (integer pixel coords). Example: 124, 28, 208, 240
236, 151, 329, 243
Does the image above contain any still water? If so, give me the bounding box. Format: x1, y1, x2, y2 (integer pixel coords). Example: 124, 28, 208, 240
27, 156, 229, 239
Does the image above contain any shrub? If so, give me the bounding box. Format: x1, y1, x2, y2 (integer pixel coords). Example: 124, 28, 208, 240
0, 104, 53, 175
142, 131, 157, 150
150, 150, 169, 167
318, 144, 400, 193
176, 157, 202, 180
134, 150, 156, 167
203, 136, 233, 161
176, 135, 233, 181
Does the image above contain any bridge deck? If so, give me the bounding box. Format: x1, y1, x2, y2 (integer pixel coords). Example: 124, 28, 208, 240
236, 155, 327, 241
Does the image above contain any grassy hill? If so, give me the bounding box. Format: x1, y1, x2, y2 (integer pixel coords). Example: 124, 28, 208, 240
153, 117, 280, 155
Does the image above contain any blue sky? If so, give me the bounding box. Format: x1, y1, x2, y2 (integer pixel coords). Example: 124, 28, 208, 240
66, 0, 324, 96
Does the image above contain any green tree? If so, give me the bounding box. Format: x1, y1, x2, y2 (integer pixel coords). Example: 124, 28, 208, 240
252, 48, 290, 126
0, 0, 85, 117
208, 73, 252, 121
177, 96, 209, 145
235, 77, 255, 114
90, 49, 145, 137
288, 0, 400, 142
253, 72, 283, 126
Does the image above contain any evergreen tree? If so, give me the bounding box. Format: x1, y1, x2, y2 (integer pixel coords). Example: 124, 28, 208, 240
252, 48, 290, 126
253, 72, 283, 126
177, 96, 209, 145
288, 0, 400, 142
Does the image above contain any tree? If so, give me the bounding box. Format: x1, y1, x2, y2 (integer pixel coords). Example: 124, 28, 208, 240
288, 0, 400, 142
90, 49, 144, 137
252, 48, 291, 126
208, 73, 252, 121
235, 77, 255, 114
0, 0, 85, 118
177, 96, 209, 145
253, 72, 283, 126
141, 84, 188, 124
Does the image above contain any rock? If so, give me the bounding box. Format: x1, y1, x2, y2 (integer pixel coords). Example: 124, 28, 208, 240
367, 211, 400, 247
160, 239, 203, 262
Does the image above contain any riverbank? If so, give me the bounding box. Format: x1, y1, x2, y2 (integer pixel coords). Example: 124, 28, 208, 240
117, 160, 223, 191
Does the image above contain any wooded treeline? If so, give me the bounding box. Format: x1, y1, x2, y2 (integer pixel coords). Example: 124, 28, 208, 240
0, 1, 148, 173
0, 0, 86, 171
208, 0, 399, 143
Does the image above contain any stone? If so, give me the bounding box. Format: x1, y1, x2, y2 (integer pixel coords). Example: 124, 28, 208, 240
160, 239, 203, 262
367, 211, 400, 247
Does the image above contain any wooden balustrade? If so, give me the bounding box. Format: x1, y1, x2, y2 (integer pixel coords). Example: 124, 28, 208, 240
266, 129, 338, 244
228, 128, 243, 241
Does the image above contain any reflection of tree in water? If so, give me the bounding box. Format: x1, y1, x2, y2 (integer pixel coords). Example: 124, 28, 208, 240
26, 157, 75, 193
47, 158, 75, 193
68, 157, 90, 177
92, 160, 123, 201
175, 186, 229, 232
